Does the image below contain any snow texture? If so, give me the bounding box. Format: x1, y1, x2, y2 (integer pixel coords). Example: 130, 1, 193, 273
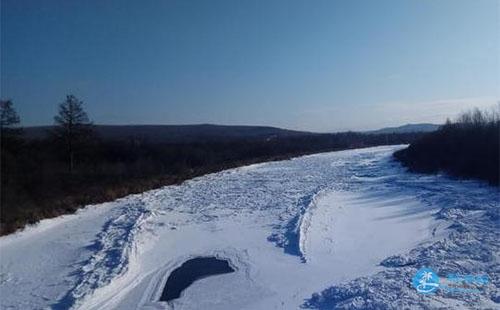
0, 145, 498, 309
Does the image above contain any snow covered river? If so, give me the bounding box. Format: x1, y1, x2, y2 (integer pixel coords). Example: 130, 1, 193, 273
0, 145, 498, 309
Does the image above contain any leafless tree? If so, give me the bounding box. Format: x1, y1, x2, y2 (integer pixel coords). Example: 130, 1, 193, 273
1, 100, 20, 132
53, 95, 93, 173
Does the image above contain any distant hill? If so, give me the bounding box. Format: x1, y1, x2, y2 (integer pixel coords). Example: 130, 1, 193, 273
23, 123, 437, 143
368, 123, 440, 134
23, 124, 312, 143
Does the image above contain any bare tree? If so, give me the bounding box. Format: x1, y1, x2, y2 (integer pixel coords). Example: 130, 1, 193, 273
1, 100, 20, 131
1, 100, 23, 146
53, 95, 93, 173
1, 100, 22, 197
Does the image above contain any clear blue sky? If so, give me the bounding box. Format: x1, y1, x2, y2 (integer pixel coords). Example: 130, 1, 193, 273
1, 0, 498, 131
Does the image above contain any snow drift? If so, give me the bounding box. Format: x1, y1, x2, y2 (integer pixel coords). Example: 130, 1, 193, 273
0, 145, 497, 309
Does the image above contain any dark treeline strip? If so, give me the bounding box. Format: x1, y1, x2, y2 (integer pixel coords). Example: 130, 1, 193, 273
1, 130, 421, 235
394, 107, 500, 186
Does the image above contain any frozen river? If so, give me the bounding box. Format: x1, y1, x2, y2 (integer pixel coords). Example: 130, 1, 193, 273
0, 145, 498, 309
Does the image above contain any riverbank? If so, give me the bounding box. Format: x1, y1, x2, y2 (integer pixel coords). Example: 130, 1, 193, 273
4, 146, 496, 309
1, 131, 420, 235
394, 108, 499, 186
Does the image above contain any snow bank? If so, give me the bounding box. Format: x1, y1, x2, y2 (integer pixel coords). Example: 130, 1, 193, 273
0, 145, 497, 309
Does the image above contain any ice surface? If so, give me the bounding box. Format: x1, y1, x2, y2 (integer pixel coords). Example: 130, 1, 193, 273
0, 145, 498, 309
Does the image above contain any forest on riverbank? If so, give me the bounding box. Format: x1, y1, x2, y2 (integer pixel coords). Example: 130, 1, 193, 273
394, 106, 500, 186
1, 97, 422, 235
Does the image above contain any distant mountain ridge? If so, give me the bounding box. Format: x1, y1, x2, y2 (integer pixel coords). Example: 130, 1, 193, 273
23, 123, 439, 143
23, 124, 312, 143
367, 123, 440, 134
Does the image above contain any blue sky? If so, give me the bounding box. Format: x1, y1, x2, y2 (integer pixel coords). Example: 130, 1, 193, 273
1, 0, 498, 131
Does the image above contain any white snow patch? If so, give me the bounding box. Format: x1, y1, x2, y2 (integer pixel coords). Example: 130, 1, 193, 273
1, 145, 494, 310
302, 190, 443, 272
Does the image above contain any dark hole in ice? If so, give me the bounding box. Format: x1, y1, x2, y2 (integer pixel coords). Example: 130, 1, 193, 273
160, 256, 235, 302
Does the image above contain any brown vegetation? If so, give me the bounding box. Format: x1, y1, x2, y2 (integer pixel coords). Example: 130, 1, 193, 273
394, 106, 500, 186
1, 97, 424, 235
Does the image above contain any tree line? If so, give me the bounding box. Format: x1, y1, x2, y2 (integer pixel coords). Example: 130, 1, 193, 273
2, 95, 93, 174
1, 95, 423, 235
394, 106, 500, 186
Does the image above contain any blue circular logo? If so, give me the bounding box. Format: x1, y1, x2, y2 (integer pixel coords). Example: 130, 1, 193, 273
412, 267, 440, 294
